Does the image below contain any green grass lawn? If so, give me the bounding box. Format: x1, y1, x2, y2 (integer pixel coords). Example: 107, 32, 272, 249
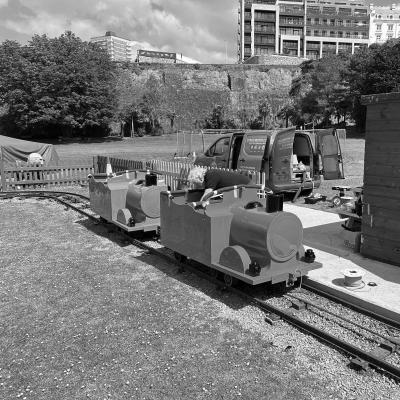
54, 134, 217, 166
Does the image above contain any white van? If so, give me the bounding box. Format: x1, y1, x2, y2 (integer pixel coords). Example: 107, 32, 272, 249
194, 127, 344, 193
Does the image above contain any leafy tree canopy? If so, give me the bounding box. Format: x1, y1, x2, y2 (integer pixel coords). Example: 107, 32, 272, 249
286, 39, 400, 131
0, 31, 116, 138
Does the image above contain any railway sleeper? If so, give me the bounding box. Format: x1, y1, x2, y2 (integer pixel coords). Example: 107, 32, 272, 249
290, 299, 307, 311
349, 340, 400, 372
264, 312, 282, 326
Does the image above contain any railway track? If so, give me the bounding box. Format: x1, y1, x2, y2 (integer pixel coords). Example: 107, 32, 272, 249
2, 189, 400, 381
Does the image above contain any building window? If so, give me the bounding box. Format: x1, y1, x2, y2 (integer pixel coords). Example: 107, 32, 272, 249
337, 20, 343, 26
378, 15, 381, 19
346, 32, 351, 38
338, 31, 343, 37
376, 34, 381, 40
388, 34, 393, 39
390, 15, 393, 19
314, 30, 319, 36
388, 24, 394, 31
322, 30, 327, 36
376, 24, 382, 31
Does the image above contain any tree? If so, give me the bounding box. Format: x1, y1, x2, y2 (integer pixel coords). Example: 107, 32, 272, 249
0, 32, 116, 138
347, 40, 400, 129
287, 55, 352, 127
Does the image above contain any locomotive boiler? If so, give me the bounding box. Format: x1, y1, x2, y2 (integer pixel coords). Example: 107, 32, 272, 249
89, 170, 167, 233
160, 185, 321, 286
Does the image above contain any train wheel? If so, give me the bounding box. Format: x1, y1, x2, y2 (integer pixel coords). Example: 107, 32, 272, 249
174, 252, 187, 263
223, 274, 236, 287
210, 268, 220, 280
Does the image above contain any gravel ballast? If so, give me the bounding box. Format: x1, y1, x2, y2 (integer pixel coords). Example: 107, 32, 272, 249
0, 198, 399, 400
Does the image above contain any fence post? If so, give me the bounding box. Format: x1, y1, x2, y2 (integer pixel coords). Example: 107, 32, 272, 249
0, 151, 6, 192
93, 156, 98, 174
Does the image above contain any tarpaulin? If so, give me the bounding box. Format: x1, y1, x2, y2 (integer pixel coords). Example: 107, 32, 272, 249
0, 135, 60, 166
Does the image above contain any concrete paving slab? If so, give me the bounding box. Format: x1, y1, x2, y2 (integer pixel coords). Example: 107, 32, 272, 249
284, 203, 400, 325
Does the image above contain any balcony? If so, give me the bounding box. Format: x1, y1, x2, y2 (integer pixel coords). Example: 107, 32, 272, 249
254, 27, 276, 33
254, 16, 276, 22
279, 8, 304, 16
280, 19, 304, 27
282, 43, 299, 49
306, 22, 369, 30
306, 43, 320, 49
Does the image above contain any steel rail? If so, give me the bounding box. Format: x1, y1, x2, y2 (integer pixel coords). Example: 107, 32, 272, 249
252, 297, 400, 381
0, 190, 90, 202
302, 283, 400, 330
285, 292, 400, 344
2, 190, 400, 381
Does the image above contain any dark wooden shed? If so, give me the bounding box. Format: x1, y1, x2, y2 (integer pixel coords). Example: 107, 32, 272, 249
360, 92, 400, 266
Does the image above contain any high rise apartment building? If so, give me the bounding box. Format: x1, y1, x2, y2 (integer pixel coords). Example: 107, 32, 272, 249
90, 31, 136, 62
238, 0, 370, 62
90, 32, 200, 63
369, 4, 400, 44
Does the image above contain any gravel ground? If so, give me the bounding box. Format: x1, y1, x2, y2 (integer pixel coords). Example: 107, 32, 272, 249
0, 197, 399, 400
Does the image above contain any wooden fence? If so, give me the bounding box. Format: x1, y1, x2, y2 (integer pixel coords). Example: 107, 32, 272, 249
0, 165, 93, 191
93, 156, 144, 174
94, 156, 267, 191
148, 159, 267, 191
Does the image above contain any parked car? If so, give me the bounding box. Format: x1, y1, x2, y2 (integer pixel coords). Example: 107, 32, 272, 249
194, 127, 344, 194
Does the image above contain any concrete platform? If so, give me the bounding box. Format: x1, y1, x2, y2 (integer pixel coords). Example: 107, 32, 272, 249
283, 203, 400, 325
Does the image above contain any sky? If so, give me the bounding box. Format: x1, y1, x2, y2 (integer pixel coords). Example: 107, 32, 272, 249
0, 0, 239, 63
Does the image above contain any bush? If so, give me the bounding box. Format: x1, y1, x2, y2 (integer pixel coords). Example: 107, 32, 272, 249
152, 126, 164, 136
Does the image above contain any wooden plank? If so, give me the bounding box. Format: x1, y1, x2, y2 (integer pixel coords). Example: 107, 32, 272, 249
365, 167, 400, 179
365, 119, 400, 132
365, 173, 400, 186
365, 142, 400, 155
366, 102, 400, 119
362, 224, 400, 241
362, 213, 400, 232
365, 128, 400, 141
361, 235, 400, 266
364, 185, 400, 199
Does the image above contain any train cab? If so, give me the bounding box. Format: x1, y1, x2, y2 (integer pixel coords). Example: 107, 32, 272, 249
88, 170, 167, 233
160, 184, 322, 286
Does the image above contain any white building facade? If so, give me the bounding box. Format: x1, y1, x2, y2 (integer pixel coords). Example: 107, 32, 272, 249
90, 32, 200, 64
369, 4, 400, 44
90, 31, 136, 62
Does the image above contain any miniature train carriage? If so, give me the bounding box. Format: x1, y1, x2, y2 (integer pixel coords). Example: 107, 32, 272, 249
89, 171, 167, 233
160, 185, 321, 286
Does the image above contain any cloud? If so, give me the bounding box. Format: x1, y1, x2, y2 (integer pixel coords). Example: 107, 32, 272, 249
0, 0, 239, 63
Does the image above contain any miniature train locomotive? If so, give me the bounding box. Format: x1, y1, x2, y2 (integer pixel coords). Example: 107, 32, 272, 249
88, 170, 167, 233
89, 171, 321, 287
160, 185, 321, 286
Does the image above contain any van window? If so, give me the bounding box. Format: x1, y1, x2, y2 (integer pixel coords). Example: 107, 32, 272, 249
244, 136, 266, 155
209, 138, 230, 156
